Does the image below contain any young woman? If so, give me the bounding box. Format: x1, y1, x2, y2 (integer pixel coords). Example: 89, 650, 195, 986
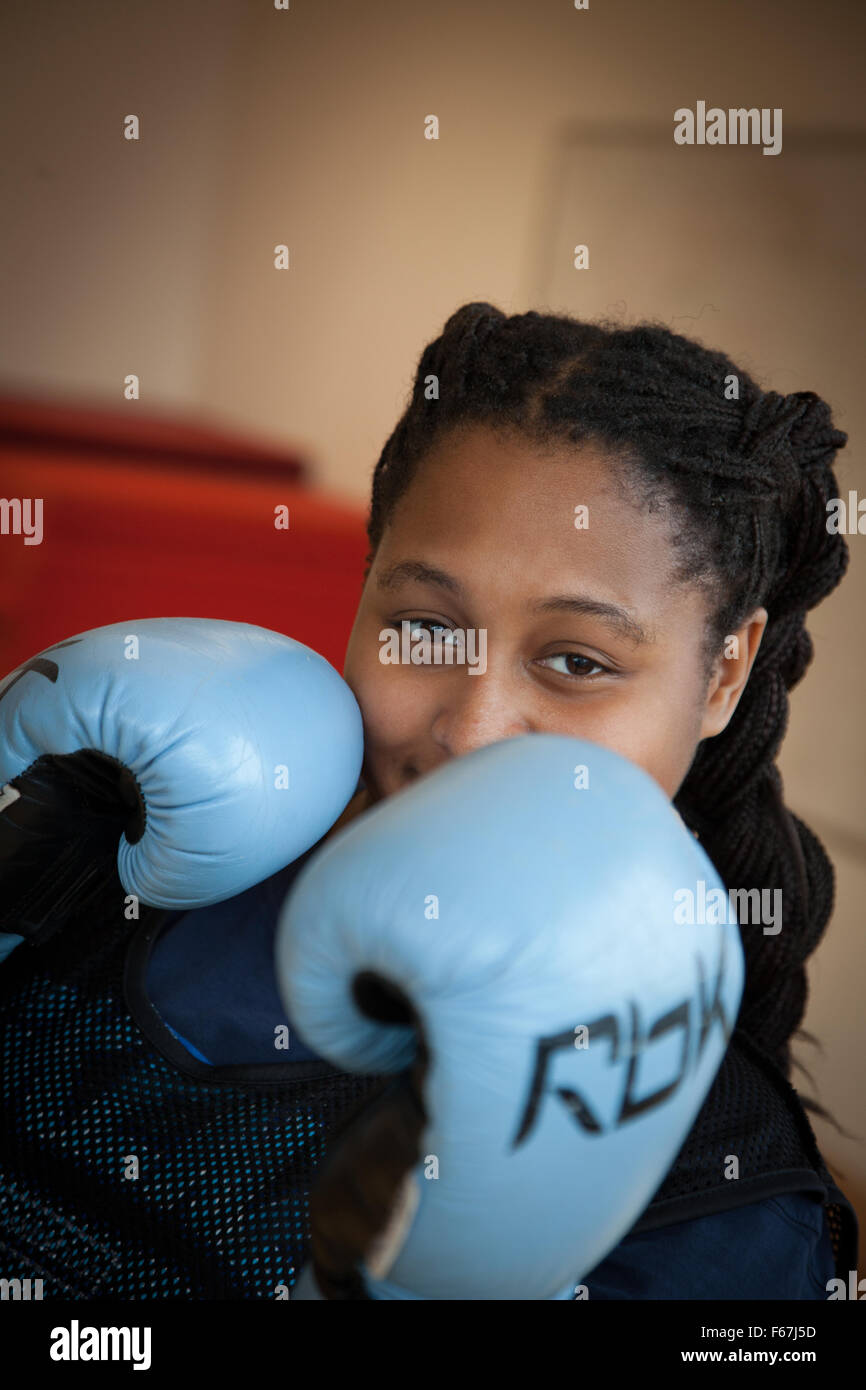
1, 303, 857, 1300
322, 301, 858, 1297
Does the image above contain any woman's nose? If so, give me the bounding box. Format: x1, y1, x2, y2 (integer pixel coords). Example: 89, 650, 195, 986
430, 676, 533, 757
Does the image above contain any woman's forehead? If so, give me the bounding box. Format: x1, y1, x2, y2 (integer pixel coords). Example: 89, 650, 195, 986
380, 450, 677, 585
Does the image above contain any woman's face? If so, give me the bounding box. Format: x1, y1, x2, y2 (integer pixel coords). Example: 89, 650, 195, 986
343, 425, 767, 804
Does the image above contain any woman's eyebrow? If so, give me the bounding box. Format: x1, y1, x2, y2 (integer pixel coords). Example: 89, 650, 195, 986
376, 560, 463, 596
528, 595, 654, 647
376, 560, 652, 647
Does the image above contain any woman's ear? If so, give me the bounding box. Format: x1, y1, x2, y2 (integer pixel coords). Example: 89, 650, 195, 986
699, 607, 769, 740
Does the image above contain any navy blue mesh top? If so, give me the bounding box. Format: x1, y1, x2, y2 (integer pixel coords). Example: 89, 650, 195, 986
144, 853, 836, 1301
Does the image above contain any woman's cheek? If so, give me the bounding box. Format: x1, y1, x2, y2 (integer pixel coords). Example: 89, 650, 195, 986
549, 693, 686, 800
357, 658, 424, 749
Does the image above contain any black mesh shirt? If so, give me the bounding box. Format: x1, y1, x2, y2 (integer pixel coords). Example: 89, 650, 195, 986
0, 862, 858, 1300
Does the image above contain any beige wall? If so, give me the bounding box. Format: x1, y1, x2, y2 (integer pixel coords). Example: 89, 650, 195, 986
2, 0, 863, 1238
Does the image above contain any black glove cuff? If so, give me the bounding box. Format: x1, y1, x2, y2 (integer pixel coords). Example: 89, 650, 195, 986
0, 748, 146, 945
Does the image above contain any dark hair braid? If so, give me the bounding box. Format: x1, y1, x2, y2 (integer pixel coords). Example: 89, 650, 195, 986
365, 302, 850, 1115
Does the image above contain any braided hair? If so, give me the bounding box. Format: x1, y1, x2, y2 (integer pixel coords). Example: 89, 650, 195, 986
365, 302, 850, 1118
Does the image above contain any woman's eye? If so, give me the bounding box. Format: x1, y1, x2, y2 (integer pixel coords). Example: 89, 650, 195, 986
394, 624, 609, 676
404, 618, 461, 645
538, 652, 607, 679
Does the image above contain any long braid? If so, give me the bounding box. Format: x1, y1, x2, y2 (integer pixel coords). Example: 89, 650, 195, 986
675, 391, 848, 1098
364, 302, 850, 1116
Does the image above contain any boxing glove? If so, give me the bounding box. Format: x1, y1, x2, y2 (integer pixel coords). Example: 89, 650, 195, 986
276, 733, 745, 1300
0, 618, 362, 952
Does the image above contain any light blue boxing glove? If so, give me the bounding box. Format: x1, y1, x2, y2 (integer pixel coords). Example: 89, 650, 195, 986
276, 733, 745, 1301
0, 618, 362, 954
